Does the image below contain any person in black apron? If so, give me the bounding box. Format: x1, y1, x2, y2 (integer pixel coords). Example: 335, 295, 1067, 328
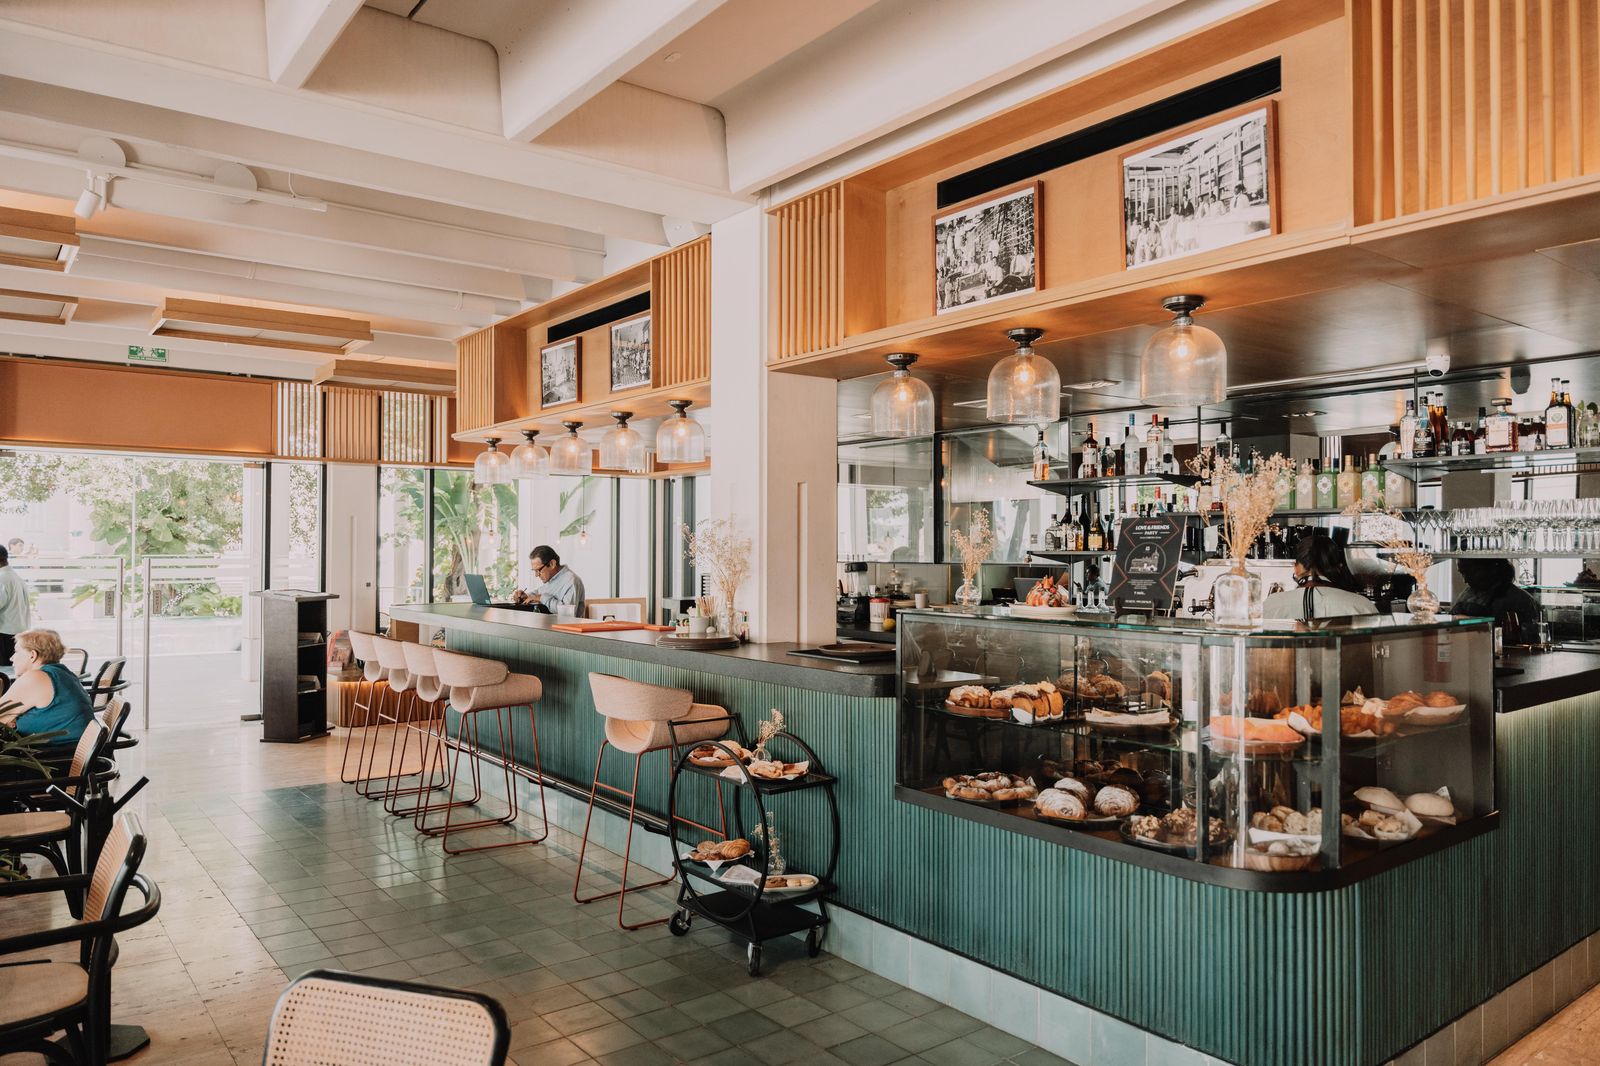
1263, 534, 1377, 621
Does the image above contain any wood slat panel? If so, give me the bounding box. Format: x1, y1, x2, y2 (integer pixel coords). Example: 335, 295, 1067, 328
454, 326, 494, 433
770, 183, 845, 361
650, 235, 711, 390
275, 381, 321, 459
1355, 0, 1599, 223
380, 390, 431, 464
323, 385, 380, 463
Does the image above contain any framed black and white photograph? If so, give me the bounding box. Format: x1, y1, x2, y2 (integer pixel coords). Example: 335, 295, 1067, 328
933, 181, 1040, 314
539, 338, 580, 408
609, 314, 651, 393
1120, 102, 1276, 269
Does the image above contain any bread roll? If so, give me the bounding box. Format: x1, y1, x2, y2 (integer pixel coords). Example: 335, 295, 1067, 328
1354, 786, 1404, 812
1404, 791, 1454, 818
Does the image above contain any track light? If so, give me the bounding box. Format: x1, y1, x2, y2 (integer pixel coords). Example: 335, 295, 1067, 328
73, 173, 104, 220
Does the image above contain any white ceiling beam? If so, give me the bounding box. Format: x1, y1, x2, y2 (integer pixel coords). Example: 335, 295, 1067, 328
0, 21, 751, 225
265, 0, 365, 88
0, 325, 328, 379
498, 0, 729, 142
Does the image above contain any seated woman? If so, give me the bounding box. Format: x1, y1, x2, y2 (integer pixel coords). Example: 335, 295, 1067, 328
1454, 558, 1541, 644
1, 628, 94, 747
1262, 534, 1378, 621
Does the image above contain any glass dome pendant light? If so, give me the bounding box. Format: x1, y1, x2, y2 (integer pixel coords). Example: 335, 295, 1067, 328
985, 327, 1059, 425
548, 420, 593, 476
508, 428, 548, 480
472, 437, 510, 485
870, 352, 935, 437
656, 399, 706, 464
1139, 294, 1227, 406
599, 411, 648, 473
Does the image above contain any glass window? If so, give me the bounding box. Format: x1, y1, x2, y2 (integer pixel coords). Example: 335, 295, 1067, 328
943, 428, 1052, 563
432, 471, 519, 601
517, 474, 615, 599
838, 438, 934, 563
378, 467, 428, 627
269, 462, 322, 591
660, 475, 708, 616
618, 478, 651, 601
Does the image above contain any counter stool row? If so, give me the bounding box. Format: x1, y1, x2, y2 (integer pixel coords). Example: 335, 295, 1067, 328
340, 632, 734, 928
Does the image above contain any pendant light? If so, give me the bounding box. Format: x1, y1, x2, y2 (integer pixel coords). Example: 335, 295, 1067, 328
870, 352, 934, 437
1139, 295, 1227, 406
985, 327, 1059, 425
509, 429, 547, 480
600, 411, 648, 472
656, 399, 705, 463
548, 421, 592, 476
472, 437, 510, 485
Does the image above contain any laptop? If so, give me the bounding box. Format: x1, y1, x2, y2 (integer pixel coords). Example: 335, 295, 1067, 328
464, 573, 549, 612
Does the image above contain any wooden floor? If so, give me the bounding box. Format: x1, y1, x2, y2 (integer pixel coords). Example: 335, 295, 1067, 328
1491, 983, 1600, 1065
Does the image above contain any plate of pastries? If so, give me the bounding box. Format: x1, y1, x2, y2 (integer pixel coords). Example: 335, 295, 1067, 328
1244, 806, 1323, 871
688, 741, 751, 767
1041, 757, 1170, 810
685, 838, 752, 865
1034, 776, 1139, 827
1368, 689, 1466, 726
1123, 806, 1231, 852
761, 872, 820, 896
1011, 577, 1077, 619
743, 758, 809, 781
942, 771, 1037, 804
1341, 785, 1454, 843
1058, 670, 1129, 706
944, 682, 1065, 723
1205, 715, 1307, 755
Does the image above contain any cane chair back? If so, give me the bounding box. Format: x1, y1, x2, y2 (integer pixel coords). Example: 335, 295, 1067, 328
61, 647, 89, 676
64, 721, 108, 799
263, 970, 509, 1065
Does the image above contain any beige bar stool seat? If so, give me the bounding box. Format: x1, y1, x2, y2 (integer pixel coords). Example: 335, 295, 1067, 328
340, 630, 387, 786
357, 635, 416, 799
381, 642, 452, 816
573, 673, 731, 930
420, 648, 548, 855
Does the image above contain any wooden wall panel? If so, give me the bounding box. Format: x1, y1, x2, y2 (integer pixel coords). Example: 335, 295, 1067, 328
0, 356, 275, 457
323, 385, 380, 463
276, 381, 322, 459
455, 325, 493, 432
380, 390, 431, 464
650, 235, 711, 388
771, 183, 844, 361
454, 323, 531, 433
1355, 0, 1600, 224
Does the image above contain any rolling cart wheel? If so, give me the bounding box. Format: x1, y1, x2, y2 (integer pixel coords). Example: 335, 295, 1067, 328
668, 911, 692, 937
747, 942, 763, 977
806, 927, 823, 958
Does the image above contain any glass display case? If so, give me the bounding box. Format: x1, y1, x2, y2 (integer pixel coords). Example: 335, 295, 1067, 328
895, 609, 1496, 889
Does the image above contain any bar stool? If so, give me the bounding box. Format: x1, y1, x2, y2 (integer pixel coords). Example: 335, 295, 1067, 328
340, 630, 386, 786
573, 673, 731, 930
382, 643, 451, 817
421, 648, 547, 855
356, 635, 415, 800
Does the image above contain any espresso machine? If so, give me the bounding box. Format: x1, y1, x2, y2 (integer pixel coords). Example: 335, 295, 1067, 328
837, 561, 870, 629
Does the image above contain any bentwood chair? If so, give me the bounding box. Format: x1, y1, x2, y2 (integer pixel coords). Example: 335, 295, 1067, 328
573, 673, 730, 929
0, 719, 113, 916
420, 649, 546, 855
340, 631, 387, 785
84, 659, 127, 715
261, 970, 509, 1066
0, 813, 162, 1066
60, 648, 89, 678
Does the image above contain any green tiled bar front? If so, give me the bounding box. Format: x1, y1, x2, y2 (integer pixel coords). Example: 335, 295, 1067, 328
443, 625, 1600, 1066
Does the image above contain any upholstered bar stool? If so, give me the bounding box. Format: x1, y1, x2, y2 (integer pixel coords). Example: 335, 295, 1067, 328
356, 635, 416, 800
340, 630, 387, 786
421, 648, 547, 855
382, 642, 452, 817
573, 673, 731, 930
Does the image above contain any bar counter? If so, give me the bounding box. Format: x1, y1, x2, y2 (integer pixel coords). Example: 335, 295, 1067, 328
391, 603, 1600, 1065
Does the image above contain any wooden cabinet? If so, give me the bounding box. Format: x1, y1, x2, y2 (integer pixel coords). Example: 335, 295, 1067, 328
258, 590, 338, 743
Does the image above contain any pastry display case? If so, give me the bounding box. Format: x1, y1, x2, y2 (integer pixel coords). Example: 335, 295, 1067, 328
895, 610, 1496, 889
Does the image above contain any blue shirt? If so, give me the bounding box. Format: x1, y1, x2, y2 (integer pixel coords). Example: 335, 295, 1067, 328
14, 663, 94, 747
538, 566, 586, 614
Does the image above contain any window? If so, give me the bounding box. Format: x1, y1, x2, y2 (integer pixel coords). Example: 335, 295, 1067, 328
518, 474, 613, 598
838, 439, 934, 562
432, 470, 518, 601
660, 475, 708, 617
943, 428, 1051, 563
378, 467, 428, 627
618, 478, 651, 600
269, 462, 322, 591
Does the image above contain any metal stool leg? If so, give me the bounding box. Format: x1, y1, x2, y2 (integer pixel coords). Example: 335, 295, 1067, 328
441, 707, 534, 855
414, 706, 486, 835
339, 675, 375, 784
389, 699, 452, 818
573, 744, 673, 928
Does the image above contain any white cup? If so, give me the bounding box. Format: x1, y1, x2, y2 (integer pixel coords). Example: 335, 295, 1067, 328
556, 603, 578, 620
914, 592, 929, 609
688, 615, 711, 636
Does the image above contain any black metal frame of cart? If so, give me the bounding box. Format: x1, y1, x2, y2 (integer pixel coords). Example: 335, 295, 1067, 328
665, 716, 840, 976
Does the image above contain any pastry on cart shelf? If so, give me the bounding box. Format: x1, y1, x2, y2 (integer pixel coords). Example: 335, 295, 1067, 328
687, 838, 752, 863
688, 741, 750, 767
942, 771, 1036, 803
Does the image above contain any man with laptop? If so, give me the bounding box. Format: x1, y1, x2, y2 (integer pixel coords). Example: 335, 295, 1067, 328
512, 545, 585, 615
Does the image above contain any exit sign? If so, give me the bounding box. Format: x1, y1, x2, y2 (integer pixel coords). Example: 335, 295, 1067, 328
128, 345, 167, 364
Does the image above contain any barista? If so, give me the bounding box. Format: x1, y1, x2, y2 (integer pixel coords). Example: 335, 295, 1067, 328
1262, 534, 1377, 620
1453, 558, 1539, 644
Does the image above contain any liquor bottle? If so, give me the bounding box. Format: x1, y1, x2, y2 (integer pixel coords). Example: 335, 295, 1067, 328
1086, 500, 1104, 551
1399, 400, 1419, 459
1335, 455, 1358, 507
1486, 398, 1517, 453
1215, 422, 1233, 467
1545, 376, 1571, 448
1449, 421, 1470, 456
1384, 464, 1414, 508
1474, 407, 1489, 455
1429, 392, 1449, 455
1103, 507, 1116, 552
1075, 501, 1089, 551
1078, 425, 1099, 478
1296, 461, 1314, 510
1413, 400, 1435, 458
1360, 453, 1383, 504
1119, 416, 1137, 478
1274, 465, 1294, 510
1144, 414, 1163, 475
1314, 459, 1337, 510
1102, 437, 1116, 477
1043, 513, 1060, 552
1562, 381, 1578, 445
1032, 429, 1052, 480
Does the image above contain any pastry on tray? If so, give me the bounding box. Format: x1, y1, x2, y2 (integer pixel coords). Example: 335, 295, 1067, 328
943, 771, 1036, 803
1127, 806, 1227, 847
747, 758, 808, 780
688, 742, 749, 767
948, 685, 992, 709
687, 838, 751, 862
1023, 576, 1071, 608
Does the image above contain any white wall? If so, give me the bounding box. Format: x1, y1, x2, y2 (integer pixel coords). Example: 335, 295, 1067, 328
323, 463, 376, 633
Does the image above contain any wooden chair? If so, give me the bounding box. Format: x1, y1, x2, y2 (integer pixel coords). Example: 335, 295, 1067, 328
261, 969, 508, 1066
60, 648, 89, 677
584, 598, 647, 622
0, 813, 161, 1065
84, 659, 127, 714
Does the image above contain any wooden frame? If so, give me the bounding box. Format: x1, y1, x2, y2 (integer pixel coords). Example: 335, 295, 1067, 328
150, 297, 373, 355
0, 206, 78, 272
933, 180, 1041, 315
608, 313, 652, 393
0, 287, 77, 325
539, 337, 581, 408
1119, 100, 1279, 270
312, 358, 454, 394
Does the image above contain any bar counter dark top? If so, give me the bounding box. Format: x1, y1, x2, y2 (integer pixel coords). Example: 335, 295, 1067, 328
390, 603, 897, 698
1495, 646, 1600, 713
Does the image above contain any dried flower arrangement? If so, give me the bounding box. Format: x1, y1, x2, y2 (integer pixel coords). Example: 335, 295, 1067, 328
950, 508, 995, 606
1343, 499, 1435, 590
754, 708, 785, 754
1187, 451, 1297, 566
682, 518, 753, 634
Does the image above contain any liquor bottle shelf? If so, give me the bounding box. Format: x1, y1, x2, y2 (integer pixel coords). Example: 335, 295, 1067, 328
1030, 473, 1201, 496
1385, 448, 1600, 476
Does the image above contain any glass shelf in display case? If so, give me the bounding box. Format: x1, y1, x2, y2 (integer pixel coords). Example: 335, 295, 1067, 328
893, 609, 1496, 890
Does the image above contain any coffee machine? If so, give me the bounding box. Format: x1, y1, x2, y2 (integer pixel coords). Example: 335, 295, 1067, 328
837, 561, 869, 629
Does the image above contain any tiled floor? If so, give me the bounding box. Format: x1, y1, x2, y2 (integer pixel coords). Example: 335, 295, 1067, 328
1, 723, 1069, 1066
1491, 983, 1600, 1065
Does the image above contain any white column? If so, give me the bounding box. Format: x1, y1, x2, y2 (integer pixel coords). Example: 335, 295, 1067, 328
709, 205, 836, 643
323, 463, 377, 633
